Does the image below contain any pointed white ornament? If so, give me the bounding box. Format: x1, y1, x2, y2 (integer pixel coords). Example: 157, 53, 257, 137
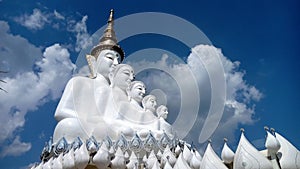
190, 151, 201, 169
93, 143, 110, 169
175, 145, 181, 157
173, 152, 191, 169
201, 143, 227, 169
265, 131, 280, 156
62, 148, 75, 169
152, 160, 161, 169
233, 132, 273, 169
124, 151, 130, 161
275, 132, 300, 169
194, 150, 202, 162
35, 162, 43, 169
111, 147, 126, 169
157, 150, 163, 161
126, 151, 139, 169
221, 141, 234, 164
182, 143, 193, 165
74, 143, 89, 169
146, 150, 158, 168
162, 144, 177, 167
52, 153, 63, 169
164, 160, 173, 169
43, 158, 52, 169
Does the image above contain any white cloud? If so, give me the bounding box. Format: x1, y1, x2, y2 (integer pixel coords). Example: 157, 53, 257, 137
0, 21, 42, 77
14, 9, 49, 30
0, 43, 75, 157
126, 45, 262, 151
126, 53, 198, 130
13, 8, 91, 52
69, 15, 92, 52
188, 45, 262, 150
54, 10, 65, 20
0, 136, 31, 157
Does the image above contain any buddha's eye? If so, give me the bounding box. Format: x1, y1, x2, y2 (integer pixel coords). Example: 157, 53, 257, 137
123, 71, 130, 75
105, 53, 115, 60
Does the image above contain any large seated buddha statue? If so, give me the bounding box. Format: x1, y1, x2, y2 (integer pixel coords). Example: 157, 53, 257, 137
52, 9, 174, 145
53, 10, 124, 143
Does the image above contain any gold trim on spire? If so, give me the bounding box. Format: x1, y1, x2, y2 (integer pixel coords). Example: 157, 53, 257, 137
91, 9, 124, 61
108, 9, 114, 22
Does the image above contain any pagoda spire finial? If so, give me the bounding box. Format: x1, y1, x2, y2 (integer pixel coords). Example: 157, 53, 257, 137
108, 9, 114, 22
91, 9, 124, 61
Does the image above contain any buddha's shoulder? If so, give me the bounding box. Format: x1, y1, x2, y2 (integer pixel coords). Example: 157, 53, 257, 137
67, 75, 95, 84
71, 75, 91, 81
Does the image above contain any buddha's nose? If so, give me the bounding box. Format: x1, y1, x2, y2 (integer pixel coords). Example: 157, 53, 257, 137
130, 73, 135, 80
113, 58, 119, 65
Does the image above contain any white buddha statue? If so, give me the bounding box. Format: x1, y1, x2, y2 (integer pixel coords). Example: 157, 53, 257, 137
92, 64, 135, 140
127, 81, 146, 107
156, 105, 173, 135
118, 81, 146, 123
105, 64, 135, 120
142, 95, 157, 115
52, 10, 125, 143
132, 95, 159, 138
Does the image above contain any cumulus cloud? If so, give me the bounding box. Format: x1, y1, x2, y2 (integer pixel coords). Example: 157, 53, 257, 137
68, 15, 92, 52
0, 43, 75, 157
62, 14, 92, 52
0, 136, 31, 157
0, 21, 42, 77
14, 9, 49, 30
14, 8, 91, 52
127, 52, 201, 138
186, 45, 262, 151
126, 45, 262, 151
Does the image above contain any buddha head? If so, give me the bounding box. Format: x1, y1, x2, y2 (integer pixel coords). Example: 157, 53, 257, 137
109, 64, 134, 91
156, 105, 168, 119
94, 49, 120, 78
91, 10, 124, 79
142, 95, 157, 113
127, 81, 146, 103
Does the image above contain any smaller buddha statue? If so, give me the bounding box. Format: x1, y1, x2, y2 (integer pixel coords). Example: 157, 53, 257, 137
156, 105, 173, 135
127, 81, 146, 107
142, 95, 157, 116
93, 64, 135, 140
105, 63, 135, 120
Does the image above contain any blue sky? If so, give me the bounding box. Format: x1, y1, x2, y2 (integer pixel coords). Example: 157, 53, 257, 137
0, 0, 299, 168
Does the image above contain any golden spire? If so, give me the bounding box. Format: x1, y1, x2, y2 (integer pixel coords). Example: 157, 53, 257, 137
91, 9, 124, 61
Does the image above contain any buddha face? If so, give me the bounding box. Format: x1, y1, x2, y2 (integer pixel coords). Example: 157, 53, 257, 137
143, 95, 157, 113
157, 105, 168, 119
111, 64, 134, 90
128, 81, 146, 103
95, 49, 120, 78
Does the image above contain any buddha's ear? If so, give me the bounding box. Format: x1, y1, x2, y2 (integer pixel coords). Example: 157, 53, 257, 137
108, 72, 114, 87
86, 54, 96, 78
